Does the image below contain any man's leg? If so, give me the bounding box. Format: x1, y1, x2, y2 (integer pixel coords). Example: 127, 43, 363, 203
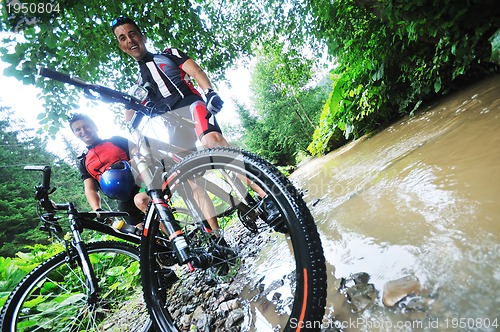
200, 131, 230, 149
189, 180, 220, 231
134, 192, 150, 212
192, 101, 282, 229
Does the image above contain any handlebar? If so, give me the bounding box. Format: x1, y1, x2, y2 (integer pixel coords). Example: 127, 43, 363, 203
25, 165, 129, 220
37, 67, 210, 127
24, 165, 138, 242
38, 67, 90, 89
38, 67, 149, 113
25, 165, 73, 212
24, 165, 55, 211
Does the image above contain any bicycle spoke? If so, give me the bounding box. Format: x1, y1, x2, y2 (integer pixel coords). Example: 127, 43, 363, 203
1, 242, 150, 332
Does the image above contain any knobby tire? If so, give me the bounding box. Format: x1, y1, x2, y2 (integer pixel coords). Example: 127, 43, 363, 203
141, 147, 327, 331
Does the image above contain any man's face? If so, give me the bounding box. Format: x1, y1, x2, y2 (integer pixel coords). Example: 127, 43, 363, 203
114, 23, 148, 61
71, 120, 99, 146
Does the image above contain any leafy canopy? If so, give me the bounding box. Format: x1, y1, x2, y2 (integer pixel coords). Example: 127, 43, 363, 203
2, 0, 498, 158
1, 0, 311, 136
305, 0, 499, 155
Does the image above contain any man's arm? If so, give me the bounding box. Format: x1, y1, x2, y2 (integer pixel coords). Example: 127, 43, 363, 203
181, 58, 224, 114
181, 59, 213, 92
83, 178, 102, 211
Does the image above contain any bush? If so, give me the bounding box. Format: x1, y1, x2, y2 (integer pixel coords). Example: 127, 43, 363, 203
307, 0, 499, 155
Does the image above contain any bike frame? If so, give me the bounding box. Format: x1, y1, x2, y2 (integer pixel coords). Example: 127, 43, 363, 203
37, 67, 259, 271
24, 165, 140, 303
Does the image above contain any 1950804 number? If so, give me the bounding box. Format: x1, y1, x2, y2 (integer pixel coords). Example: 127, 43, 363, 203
444, 317, 498, 329
6, 2, 60, 14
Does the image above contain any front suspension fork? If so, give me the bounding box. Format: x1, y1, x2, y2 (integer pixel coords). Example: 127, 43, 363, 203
133, 153, 216, 270
132, 152, 194, 269
68, 205, 100, 305
148, 190, 192, 265
147, 189, 223, 272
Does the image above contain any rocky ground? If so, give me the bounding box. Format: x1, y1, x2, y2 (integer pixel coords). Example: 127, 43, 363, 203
158, 223, 279, 331
110, 222, 284, 331
150, 271, 431, 331
110, 222, 433, 331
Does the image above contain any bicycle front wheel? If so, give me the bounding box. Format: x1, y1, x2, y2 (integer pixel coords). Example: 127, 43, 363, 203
0, 241, 151, 332
141, 147, 327, 331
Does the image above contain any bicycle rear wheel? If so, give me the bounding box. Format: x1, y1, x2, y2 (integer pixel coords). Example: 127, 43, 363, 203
0, 241, 150, 332
141, 147, 327, 331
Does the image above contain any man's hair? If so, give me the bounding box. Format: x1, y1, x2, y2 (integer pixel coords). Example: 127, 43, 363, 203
68, 113, 97, 132
111, 16, 142, 34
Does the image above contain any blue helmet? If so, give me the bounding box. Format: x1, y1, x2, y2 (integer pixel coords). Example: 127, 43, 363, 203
99, 161, 135, 201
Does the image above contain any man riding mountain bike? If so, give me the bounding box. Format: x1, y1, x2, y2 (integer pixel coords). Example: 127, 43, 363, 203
111, 16, 284, 231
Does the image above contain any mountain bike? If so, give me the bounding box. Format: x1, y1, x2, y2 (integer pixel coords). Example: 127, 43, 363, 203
0, 165, 152, 331
37, 68, 327, 331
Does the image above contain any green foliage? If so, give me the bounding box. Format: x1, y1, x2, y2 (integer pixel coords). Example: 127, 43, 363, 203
235, 44, 328, 165
0, 242, 64, 307
489, 28, 500, 64
0, 107, 87, 257
0, 241, 141, 325
306, 0, 499, 155
0, 0, 295, 137
2, 0, 498, 158
0, 256, 27, 306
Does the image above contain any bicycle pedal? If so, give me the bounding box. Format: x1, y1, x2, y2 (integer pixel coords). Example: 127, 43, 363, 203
159, 268, 178, 288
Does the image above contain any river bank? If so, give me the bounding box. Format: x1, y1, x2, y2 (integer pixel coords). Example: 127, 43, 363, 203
290, 75, 500, 330
110, 76, 499, 331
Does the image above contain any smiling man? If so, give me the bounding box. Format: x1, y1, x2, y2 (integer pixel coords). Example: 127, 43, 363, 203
111, 16, 285, 231
111, 16, 229, 150
69, 113, 149, 226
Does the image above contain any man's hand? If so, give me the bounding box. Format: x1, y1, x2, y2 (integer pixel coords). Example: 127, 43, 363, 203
206, 90, 224, 115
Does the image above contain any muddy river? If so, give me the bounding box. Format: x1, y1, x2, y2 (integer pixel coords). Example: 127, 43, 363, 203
290, 76, 500, 331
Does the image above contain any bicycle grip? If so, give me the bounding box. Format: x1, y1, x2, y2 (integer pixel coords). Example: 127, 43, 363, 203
24, 165, 51, 189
